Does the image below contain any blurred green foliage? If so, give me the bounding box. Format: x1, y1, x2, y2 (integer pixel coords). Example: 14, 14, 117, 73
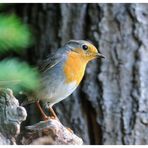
0, 14, 32, 53
0, 11, 39, 92
0, 59, 39, 92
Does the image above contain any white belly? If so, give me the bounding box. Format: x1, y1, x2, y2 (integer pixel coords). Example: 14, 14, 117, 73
44, 81, 77, 106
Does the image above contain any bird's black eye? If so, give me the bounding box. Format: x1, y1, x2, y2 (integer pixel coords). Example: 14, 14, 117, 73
82, 44, 88, 50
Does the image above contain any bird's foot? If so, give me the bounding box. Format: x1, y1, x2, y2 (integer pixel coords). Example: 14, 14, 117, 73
42, 115, 73, 133
49, 116, 54, 119
66, 127, 73, 133
42, 115, 50, 121
50, 115, 60, 122
43, 115, 59, 121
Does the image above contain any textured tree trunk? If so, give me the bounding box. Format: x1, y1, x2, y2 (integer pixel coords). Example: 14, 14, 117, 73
5, 3, 148, 144
0, 89, 27, 144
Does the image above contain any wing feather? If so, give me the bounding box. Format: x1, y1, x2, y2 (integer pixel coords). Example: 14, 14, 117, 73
38, 47, 66, 73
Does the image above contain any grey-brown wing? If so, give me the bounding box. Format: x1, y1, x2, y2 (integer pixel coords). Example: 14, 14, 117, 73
22, 53, 63, 106
39, 57, 61, 73
38, 48, 66, 73
22, 48, 67, 106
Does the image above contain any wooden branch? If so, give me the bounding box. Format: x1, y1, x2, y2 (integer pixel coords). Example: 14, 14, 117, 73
19, 119, 83, 145
0, 88, 83, 145
0, 88, 27, 144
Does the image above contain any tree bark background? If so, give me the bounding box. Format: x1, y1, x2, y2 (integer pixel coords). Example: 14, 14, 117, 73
4, 3, 148, 144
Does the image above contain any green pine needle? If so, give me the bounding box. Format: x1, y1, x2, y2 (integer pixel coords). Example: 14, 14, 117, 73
0, 59, 40, 92
0, 14, 33, 53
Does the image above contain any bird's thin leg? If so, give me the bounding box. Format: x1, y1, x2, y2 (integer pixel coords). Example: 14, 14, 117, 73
49, 106, 59, 120
36, 101, 48, 120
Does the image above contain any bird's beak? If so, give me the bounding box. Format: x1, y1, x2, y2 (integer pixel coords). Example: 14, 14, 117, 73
96, 53, 105, 58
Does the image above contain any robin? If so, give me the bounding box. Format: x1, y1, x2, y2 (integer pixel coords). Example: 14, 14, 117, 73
23, 40, 104, 120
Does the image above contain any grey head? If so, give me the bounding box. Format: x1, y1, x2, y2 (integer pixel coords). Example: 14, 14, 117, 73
64, 40, 93, 52
63, 40, 105, 58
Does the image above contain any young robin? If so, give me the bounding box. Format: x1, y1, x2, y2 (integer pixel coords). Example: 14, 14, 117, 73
23, 40, 104, 120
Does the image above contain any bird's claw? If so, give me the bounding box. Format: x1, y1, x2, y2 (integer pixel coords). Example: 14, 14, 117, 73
66, 127, 73, 133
